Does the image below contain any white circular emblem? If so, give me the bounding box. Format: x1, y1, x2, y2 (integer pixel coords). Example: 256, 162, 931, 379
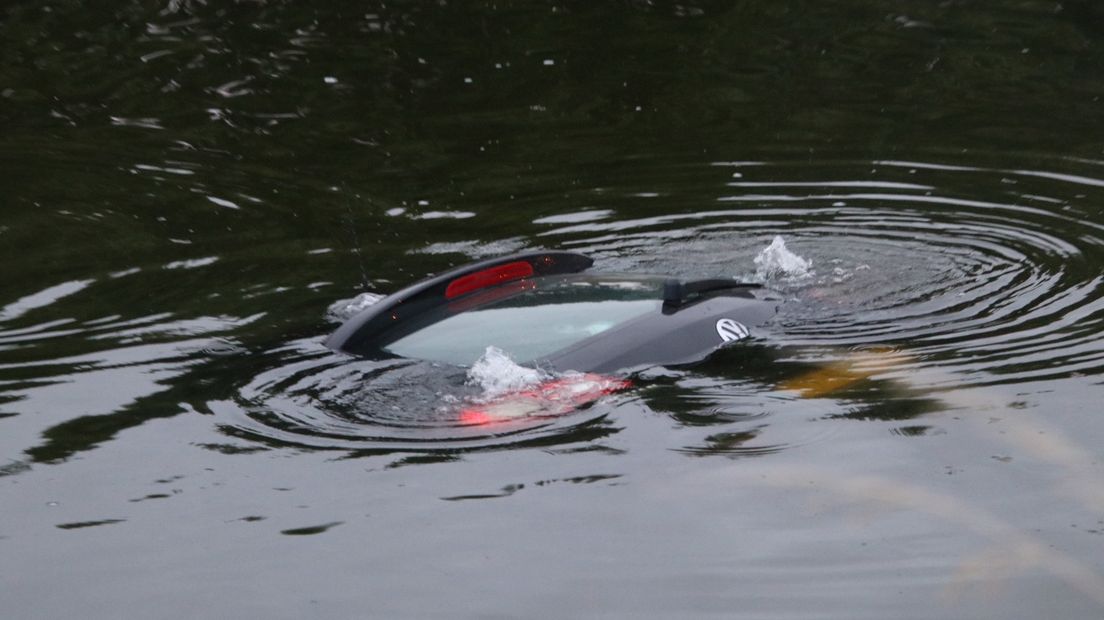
715, 318, 749, 342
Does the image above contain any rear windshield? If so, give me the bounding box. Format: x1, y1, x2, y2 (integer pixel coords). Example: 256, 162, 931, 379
384, 275, 664, 366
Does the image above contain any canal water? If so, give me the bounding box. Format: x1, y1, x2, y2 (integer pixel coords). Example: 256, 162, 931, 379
4, 1, 1104, 617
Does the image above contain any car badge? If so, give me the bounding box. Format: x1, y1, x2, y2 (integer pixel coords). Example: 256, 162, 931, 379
715, 318, 750, 342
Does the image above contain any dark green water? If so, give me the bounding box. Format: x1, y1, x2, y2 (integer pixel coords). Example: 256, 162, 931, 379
5, 1, 1104, 617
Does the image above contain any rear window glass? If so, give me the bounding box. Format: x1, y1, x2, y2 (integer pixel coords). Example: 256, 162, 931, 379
384, 276, 663, 366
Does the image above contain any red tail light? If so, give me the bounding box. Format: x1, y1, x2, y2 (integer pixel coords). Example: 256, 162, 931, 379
444, 261, 534, 299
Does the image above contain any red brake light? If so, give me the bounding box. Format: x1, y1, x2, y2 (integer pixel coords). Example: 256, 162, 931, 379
445, 261, 534, 299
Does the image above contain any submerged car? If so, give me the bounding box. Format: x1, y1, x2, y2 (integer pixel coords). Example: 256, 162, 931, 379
326, 251, 778, 375
326, 251, 930, 424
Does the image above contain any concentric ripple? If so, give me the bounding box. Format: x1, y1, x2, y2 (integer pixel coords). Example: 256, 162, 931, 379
220, 157, 1104, 452
545, 158, 1104, 388
214, 339, 625, 452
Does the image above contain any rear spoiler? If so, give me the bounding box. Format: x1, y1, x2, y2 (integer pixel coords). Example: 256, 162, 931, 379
326, 251, 594, 356
662, 278, 761, 309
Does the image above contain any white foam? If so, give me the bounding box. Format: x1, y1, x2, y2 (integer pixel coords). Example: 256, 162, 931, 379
754, 235, 812, 280
326, 292, 385, 322
466, 346, 549, 400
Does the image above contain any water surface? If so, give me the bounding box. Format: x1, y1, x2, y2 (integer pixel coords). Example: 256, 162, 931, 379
4, 1, 1104, 618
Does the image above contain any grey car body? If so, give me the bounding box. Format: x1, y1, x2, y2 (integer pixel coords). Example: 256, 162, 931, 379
326, 251, 778, 374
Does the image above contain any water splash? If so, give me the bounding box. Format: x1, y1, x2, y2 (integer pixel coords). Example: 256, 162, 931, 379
754, 235, 812, 280
466, 346, 549, 399
326, 291, 385, 322
461, 347, 630, 423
